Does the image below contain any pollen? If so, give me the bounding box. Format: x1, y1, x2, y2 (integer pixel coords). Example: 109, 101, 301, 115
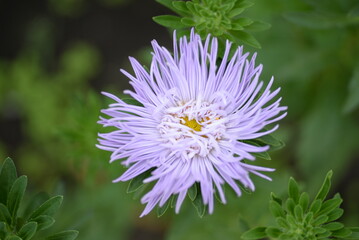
182, 116, 202, 131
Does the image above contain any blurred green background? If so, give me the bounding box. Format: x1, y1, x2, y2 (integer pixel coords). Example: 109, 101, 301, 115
0, 0, 358, 239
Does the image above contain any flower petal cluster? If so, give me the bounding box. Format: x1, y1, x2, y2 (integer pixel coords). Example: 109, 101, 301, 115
97, 30, 287, 217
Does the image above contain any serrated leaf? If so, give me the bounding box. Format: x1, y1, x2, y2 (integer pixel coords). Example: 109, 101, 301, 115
18, 221, 37, 240
318, 198, 342, 216
156, 196, 172, 217
153, 15, 186, 29
187, 184, 197, 201
7, 176, 27, 221
245, 21, 271, 32
315, 170, 333, 201
298, 192, 309, 211
127, 169, 152, 193
323, 222, 344, 231
0, 204, 11, 225
332, 227, 352, 238
288, 177, 300, 203
269, 200, 284, 218
29, 196, 63, 220
241, 227, 267, 239
0, 158, 18, 205
192, 192, 206, 218
45, 230, 79, 240
33, 215, 55, 231
265, 227, 281, 238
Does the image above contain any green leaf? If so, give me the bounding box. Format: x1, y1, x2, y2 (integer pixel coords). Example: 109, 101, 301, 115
153, 15, 186, 29
192, 192, 206, 218
332, 227, 352, 238
0, 204, 11, 225
269, 200, 284, 218
0, 222, 6, 239
251, 151, 271, 160
254, 133, 284, 150
172, 1, 190, 15
181, 17, 196, 27
327, 208, 344, 222
315, 170, 333, 201
241, 227, 267, 239
265, 227, 281, 238
347, 227, 359, 239
288, 177, 300, 203
244, 21, 271, 32
285, 198, 295, 215
127, 169, 152, 193
312, 214, 328, 226
155, 0, 182, 15
323, 222, 344, 231
0, 158, 18, 205
23, 192, 49, 219
7, 176, 27, 221
187, 184, 197, 201
233, 0, 254, 10
33, 215, 55, 231
270, 192, 282, 205
232, 18, 253, 28
17, 221, 37, 240
294, 205, 303, 220
227, 8, 245, 18
318, 198, 342, 216
6, 236, 22, 240
276, 217, 289, 229
45, 230, 79, 240
156, 197, 172, 217
228, 30, 261, 48
309, 199, 322, 215
343, 64, 359, 113
29, 196, 63, 220
298, 192, 309, 211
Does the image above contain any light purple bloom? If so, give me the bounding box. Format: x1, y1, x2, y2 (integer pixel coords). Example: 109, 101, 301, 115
97, 30, 287, 217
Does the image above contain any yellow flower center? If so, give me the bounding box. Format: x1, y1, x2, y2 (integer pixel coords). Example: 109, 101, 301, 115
182, 116, 202, 131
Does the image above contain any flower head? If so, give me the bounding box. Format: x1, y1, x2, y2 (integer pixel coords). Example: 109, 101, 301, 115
97, 30, 287, 217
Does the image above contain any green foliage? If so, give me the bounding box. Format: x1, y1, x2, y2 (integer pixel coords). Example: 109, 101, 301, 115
154, 0, 271, 49
242, 171, 359, 240
0, 158, 78, 240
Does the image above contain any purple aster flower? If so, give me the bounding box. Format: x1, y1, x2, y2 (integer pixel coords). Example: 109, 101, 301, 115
97, 30, 287, 217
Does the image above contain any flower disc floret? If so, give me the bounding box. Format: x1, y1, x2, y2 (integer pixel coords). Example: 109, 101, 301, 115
97, 30, 287, 217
